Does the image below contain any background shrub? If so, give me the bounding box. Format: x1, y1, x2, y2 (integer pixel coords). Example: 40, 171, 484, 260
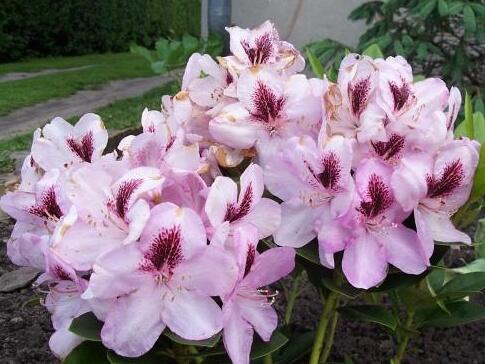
0, 0, 201, 62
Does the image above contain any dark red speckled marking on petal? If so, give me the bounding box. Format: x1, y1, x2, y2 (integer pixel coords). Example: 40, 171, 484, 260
53, 265, 71, 281
251, 81, 286, 124
28, 186, 63, 220
224, 184, 254, 222
139, 226, 183, 277
371, 134, 405, 160
241, 33, 273, 65
66, 131, 94, 163
244, 244, 256, 277
319, 152, 342, 190
348, 77, 371, 117
389, 78, 411, 111
357, 174, 393, 219
113, 179, 143, 219
426, 159, 464, 198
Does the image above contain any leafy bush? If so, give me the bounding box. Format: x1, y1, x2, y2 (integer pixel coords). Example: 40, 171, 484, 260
130, 34, 223, 74
0, 0, 201, 62
306, 0, 484, 95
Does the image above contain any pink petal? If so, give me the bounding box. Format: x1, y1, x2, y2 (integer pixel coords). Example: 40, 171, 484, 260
418, 208, 471, 244
223, 304, 253, 364
205, 176, 238, 227
378, 225, 429, 274
161, 290, 222, 340
101, 283, 165, 357
241, 198, 281, 239
176, 245, 238, 296
342, 232, 387, 289
239, 164, 264, 209
49, 328, 84, 360
244, 247, 295, 288
238, 295, 277, 341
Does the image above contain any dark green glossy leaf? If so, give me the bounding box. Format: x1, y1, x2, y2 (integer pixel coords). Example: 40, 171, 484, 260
475, 219, 485, 259
274, 331, 314, 364
107, 351, 162, 364
251, 331, 288, 360
416, 301, 485, 328
63, 341, 108, 364
438, 272, 485, 296
438, 0, 449, 16
338, 305, 397, 330
448, 2, 464, 15
473, 112, 485, 144
69, 312, 103, 341
321, 275, 362, 299
164, 330, 221, 347
453, 258, 485, 274
463, 5, 477, 34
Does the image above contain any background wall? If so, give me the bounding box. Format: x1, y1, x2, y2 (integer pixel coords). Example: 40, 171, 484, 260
202, 0, 367, 48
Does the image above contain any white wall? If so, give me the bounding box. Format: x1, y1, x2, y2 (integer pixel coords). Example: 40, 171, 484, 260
202, 0, 367, 48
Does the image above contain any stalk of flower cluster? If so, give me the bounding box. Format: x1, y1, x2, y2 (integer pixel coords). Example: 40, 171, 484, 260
309, 290, 339, 364
319, 306, 340, 363
284, 271, 304, 325
392, 310, 415, 364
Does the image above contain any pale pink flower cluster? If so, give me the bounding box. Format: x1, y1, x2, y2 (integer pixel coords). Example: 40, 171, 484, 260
0, 20, 479, 364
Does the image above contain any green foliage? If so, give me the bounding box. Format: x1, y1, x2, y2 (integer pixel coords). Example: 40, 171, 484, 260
131, 34, 223, 74
69, 312, 103, 341
306, 0, 484, 94
0, 0, 201, 62
338, 305, 398, 330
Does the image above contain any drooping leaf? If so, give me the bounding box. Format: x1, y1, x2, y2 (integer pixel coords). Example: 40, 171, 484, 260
464, 92, 475, 138
473, 112, 485, 144
305, 48, 324, 78
63, 341, 108, 364
338, 305, 398, 330
69, 312, 103, 341
438, 0, 449, 16
416, 301, 485, 328
251, 331, 288, 360
164, 329, 221, 347
295, 240, 321, 265
129, 44, 153, 63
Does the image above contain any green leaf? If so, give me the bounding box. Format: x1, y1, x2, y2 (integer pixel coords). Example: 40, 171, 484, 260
63, 341, 108, 364
393, 40, 405, 55
464, 92, 474, 138
155, 38, 170, 59
295, 240, 320, 265
416, 301, 485, 328
438, 272, 485, 296
164, 330, 221, 347
475, 219, 485, 259
69, 312, 103, 341
471, 3, 485, 17
274, 331, 314, 364
448, 2, 464, 15
463, 5, 477, 34
305, 48, 324, 78
363, 43, 384, 59
151, 61, 167, 74
107, 351, 162, 364
426, 269, 446, 295
453, 258, 485, 274
321, 275, 362, 299
470, 144, 485, 201
416, 0, 437, 18
251, 331, 288, 359
473, 112, 485, 144
438, 0, 449, 16
182, 34, 200, 54
338, 305, 398, 330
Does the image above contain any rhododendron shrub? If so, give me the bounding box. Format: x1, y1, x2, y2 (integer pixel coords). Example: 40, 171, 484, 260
1, 20, 484, 364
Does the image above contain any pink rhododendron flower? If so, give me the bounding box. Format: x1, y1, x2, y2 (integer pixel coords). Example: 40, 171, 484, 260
84, 202, 238, 357
222, 227, 295, 364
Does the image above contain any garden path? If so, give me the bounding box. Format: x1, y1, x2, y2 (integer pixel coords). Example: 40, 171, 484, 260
0, 65, 94, 83
0, 69, 181, 139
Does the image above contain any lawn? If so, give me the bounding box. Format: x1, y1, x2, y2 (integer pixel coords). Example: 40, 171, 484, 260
0, 53, 154, 116
0, 81, 178, 173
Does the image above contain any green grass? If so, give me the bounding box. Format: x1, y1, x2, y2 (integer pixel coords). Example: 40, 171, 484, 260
0, 53, 154, 116
0, 81, 178, 173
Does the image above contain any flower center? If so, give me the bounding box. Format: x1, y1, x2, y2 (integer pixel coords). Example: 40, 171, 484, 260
426, 159, 464, 199
251, 81, 286, 124
224, 183, 253, 222
357, 174, 393, 219
66, 131, 94, 163
28, 186, 63, 221
241, 33, 273, 65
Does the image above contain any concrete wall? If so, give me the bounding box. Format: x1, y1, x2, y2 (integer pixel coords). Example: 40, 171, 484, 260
202, 0, 367, 49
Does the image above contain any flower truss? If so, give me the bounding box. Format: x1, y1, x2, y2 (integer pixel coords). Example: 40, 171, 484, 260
0, 20, 479, 364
